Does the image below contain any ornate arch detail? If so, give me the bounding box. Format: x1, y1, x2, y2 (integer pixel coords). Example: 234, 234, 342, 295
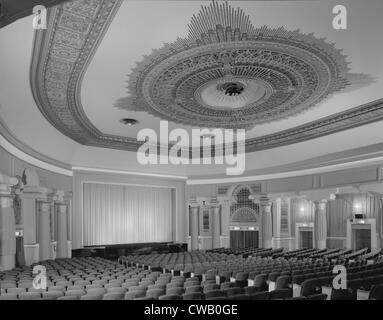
229, 183, 253, 198
231, 207, 258, 223
229, 185, 259, 222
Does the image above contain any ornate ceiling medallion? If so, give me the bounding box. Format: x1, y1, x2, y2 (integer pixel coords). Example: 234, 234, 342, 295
115, 1, 352, 129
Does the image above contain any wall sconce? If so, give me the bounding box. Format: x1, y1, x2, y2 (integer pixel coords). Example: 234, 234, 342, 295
300, 206, 305, 213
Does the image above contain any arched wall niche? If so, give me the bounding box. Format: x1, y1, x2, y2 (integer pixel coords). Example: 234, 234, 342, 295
228, 184, 261, 248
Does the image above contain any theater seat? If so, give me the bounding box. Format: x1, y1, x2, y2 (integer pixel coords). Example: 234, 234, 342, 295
230, 294, 249, 300
220, 282, 236, 290
203, 284, 219, 292
301, 279, 320, 297
205, 290, 224, 299
369, 284, 383, 300
65, 289, 86, 297
0, 294, 18, 300
183, 292, 204, 300
125, 291, 146, 300
87, 288, 106, 296
275, 276, 291, 290
7, 287, 25, 295
146, 289, 165, 299
185, 286, 203, 294
248, 291, 270, 300
48, 286, 65, 292
42, 291, 64, 300
103, 293, 124, 300
223, 287, 243, 297
253, 274, 268, 291
158, 294, 182, 300
57, 296, 80, 300
244, 286, 260, 295
269, 289, 292, 300
206, 296, 228, 300
18, 292, 42, 300
107, 287, 126, 295
81, 294, 103, 300
307, 293, 328, 300
331, 288, 357, 300
166, 287, 184, 296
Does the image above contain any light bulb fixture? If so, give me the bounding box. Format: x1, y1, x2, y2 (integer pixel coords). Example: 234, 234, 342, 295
120, 118, 139, 126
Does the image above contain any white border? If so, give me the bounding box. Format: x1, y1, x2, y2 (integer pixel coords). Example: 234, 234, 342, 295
187, 156, 383, 185
72, 166, 187, 180
0, 134, 73, 176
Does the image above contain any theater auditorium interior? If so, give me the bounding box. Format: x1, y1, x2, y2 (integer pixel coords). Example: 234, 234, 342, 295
0, 0, 383, 302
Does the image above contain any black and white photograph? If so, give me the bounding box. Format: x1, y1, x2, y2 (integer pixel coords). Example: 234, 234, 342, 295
0, 0, 383, 310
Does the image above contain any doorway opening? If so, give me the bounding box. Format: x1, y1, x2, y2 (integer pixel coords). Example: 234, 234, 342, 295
352, 226, 371, 250
230, 229, 259, 249
300, 230, 313, 249
295, 223, 315, 250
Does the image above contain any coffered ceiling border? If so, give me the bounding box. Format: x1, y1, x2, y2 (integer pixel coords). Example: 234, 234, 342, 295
30, 0, 383, 154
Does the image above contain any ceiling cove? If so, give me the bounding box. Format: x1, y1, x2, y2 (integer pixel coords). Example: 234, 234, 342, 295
30, 0, 382, 153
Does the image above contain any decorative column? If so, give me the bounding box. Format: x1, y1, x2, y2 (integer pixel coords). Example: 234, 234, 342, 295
20, 185, 51, 265
64, 191, 73, 258
189, 199, 200, 251
37, 200, 52, 261
261, 200, 273, 249
314, 200, 327, 249
0, 173, 18, 271
218, 197, 236, 248
56, 201, 68, 258
211, 199, 221, 249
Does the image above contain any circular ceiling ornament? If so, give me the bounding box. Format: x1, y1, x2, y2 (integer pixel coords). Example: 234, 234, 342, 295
115, 1, 351, 129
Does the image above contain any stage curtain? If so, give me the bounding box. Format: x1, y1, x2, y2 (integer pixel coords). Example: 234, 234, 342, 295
83, 183, 172, 246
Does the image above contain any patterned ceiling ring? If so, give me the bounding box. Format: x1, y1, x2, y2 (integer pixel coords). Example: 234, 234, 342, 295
194, 76, 274, 111
116, 2, 351, 129
29, 0, 376, 153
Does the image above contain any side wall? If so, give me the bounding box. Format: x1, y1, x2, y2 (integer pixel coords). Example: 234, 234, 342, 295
186, 164, 383, 250
0, 146, 72, 191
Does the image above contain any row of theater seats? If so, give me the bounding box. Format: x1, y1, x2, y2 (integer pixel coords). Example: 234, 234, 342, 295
0, 257, 329, 300
124, 248, 286, 272
1, 248, 383, 300
120, 248, 383, 300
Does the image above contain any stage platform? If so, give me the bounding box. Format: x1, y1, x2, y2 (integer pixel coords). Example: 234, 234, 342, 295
72, 242, 187, 260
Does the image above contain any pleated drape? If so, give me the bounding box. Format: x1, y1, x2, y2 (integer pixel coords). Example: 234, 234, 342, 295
83, 183, 172, 246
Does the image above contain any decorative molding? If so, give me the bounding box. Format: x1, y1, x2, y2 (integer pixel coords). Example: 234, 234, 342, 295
246, 98, 383, 151
117, 1, 356, 129
186, 154, 383, 185
0, 117, 72, 174
72, 166, 188, 180
28, 0, 380, 154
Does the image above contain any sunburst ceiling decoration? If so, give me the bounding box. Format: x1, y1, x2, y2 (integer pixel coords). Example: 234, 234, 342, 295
115, 1, 352, 129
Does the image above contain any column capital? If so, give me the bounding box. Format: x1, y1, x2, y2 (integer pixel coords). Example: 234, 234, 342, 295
188, 198, 200, 208
249, 193, 270, 205
209, 197, 221, 208
314, 199, 327, 210
51, 190, 65, 202
0, 172, 18, 197
20, 186, 52, 200
55, 202, 68, 214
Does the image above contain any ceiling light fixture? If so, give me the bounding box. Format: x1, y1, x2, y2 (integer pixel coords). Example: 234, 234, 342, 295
120, 118, 139, 126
